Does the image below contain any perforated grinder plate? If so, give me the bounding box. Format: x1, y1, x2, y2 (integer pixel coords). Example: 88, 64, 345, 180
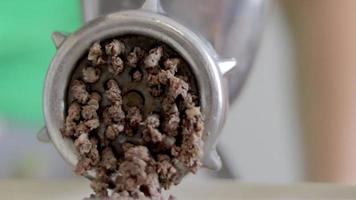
68, 35, 199, 117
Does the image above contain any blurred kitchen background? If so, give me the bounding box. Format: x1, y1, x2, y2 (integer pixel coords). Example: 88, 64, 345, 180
1, 0, 355, 185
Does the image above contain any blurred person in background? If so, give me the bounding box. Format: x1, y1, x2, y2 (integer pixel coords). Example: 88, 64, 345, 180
282, 0, 356, 183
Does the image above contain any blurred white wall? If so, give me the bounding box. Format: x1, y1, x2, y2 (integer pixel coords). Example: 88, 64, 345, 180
219, 5, 304, 183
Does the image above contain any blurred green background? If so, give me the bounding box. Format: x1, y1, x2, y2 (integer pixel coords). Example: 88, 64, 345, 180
0, 1, 82, 126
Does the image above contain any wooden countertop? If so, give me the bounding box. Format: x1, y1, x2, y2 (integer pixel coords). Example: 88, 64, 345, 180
0, 179, 355, 200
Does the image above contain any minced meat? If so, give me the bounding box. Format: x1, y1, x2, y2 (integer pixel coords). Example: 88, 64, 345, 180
62, 37, 204, 200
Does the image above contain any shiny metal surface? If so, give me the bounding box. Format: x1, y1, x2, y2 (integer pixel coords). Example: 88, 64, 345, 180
81, 0, 272, 102
43, 6, 229, 179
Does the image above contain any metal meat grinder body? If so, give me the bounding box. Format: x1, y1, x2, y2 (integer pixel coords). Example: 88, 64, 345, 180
38, 0, 270, 178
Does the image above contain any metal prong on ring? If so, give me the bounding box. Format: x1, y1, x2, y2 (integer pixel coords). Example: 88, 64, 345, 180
52, 32, 68, 49
141, 0, 164, 13
202, 149, 222, 171
37, 127, 51, 143
218, 58, 237, 76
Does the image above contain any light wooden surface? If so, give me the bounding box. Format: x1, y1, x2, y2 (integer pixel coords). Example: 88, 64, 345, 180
0, 179, 356, 200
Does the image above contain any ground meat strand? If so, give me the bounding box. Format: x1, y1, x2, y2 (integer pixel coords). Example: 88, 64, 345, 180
109, 56, 124, 75
90, 180, 109, 198
156, 155, 179, 189
164, 58, 180, 74
74, 133, 92, 155
107, 103, 126, 123
81, 105, 97, 120
163, 104, 180, 137
101, 147, 117, 171
85, 119, 100, 131
146, 73, 160, 86
61, 102, 81, 137
88, 42, 105, 65
67, 102, 81, 121
126, 106, 143, 128
144, 46, 163, 69
127, 47, 145, 67
75, 157, 92, 176
158, 70, 174, 85
105, 124, 123, 140
143, 126, 163, 143
168, 77, 189, 99
74, 122, 89, 137
145, 114, 160, 128
81, 94, 100, 120
82, 67, 101, 83
105, 40, 125, 57
88, 146, 100, 167
115, 146, 156, 194
71, 80, 89, 104
106, 79, 122, 104
176, 107, 204, 173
